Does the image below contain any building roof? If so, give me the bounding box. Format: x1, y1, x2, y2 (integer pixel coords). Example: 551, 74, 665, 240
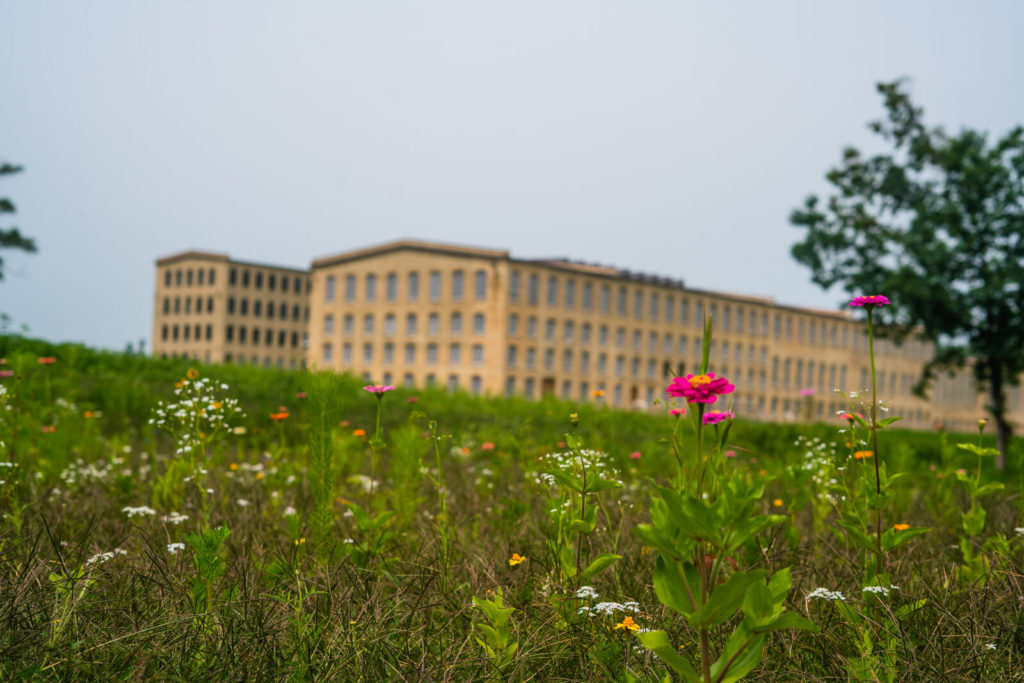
155, 249, 231, 266
312, 239, 510, 268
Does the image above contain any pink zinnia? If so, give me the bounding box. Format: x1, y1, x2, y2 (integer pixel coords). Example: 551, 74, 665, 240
669, 408, 686, 417
849, 295, 890, 308
665, 373, 735, 404
363, 384, 395, 395
702, 410, 735, 425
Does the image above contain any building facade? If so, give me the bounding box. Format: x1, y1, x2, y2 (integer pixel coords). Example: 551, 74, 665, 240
154, 240, 1021, 432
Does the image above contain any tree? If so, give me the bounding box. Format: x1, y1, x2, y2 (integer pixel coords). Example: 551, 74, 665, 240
790, 81, 1024, 469
1, 161, 37, 282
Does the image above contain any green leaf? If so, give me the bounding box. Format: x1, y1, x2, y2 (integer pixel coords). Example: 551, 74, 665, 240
565, 432, 583, 450
636, 630, 701, 683
580, 553, 621, 581
633, 523, 684, 561
548, 468, 582, 492
882, 526, 929, 552
758, 612, 820, 633
584, 478, 623, 493
837, 519, 877, 554
876, 416, 903, 428
710, 624, 766, 683
688, 570, 766, 628
653, 555, 696, 616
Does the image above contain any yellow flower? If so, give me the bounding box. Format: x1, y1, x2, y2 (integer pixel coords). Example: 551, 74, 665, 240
508, 553, 527, 567
615, 616, 640, 632
773, 499, 784, 508
294, 537, 306, 546
893, 523, 910, 531
255, 471, 264, 480
229, 463, 239, 471
186, 368, 199, 380
592, 390, 605, 398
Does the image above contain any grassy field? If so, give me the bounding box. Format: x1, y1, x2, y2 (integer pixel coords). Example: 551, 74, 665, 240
2, 334, 1024, 681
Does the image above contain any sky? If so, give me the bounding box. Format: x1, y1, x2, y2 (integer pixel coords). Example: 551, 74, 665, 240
2, 1, 1023, 351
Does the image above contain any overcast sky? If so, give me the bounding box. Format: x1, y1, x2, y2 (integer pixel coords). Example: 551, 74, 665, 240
3, 2, 1023, 351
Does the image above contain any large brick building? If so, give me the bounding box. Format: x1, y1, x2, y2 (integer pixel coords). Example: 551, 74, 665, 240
153, 239, 1018, 432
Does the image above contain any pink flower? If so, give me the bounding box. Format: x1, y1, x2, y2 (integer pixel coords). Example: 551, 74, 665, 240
481, 442, 496, 451
724, 450, 737, 458
702, 410, 735, 425
799, 388, 815, 397
296, 392, 307, 399
363, 384, 395, 395
0, 370, 12, 378
665, 373, 735, 404
629, 451, 642, 460
849, 295, 890, 308
669, 408, 686, 417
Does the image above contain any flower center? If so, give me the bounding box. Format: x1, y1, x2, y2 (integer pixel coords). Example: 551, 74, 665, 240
689, 374, 712, 387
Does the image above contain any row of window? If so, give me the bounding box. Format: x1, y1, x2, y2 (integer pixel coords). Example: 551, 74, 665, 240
225, 326, 303, 349
161, 324, 213, 342
228, 268, 310, 293
163, 296, 214, 315
164, 267, 217, 288
322, 341, 486, 366
324, 311, 487, 337
226, 298, 309, 322
324, 269, 489, 304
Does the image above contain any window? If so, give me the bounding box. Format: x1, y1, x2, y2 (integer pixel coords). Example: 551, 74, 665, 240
617, 287, 627, 315
197, 269, 204, 286
449, 343, 461, 365
363, 343, 373, 363
448, 375, 459, 392
526, 347, 536, 369
450, 312, 462, 335
175, 269, 183, 286
564, 321, 574, 342
383, 343, 394, 364
345, 275, 356, 301
473, 313, 485, 334
474, 270, 487, 300
322, 343, 333, 363
547, 277, 558, 306
581, 351, 590, 372
408, 272, 420, 301
324, 315, 335, 335
162, 325, 169, 340
278, 302, 285, 318
545, 318, 556, 340
562, 349, 573, 372
616, 327, 625, 348
599, 325, 608, 345
241, 270, 250, 287
265, 300, 273, 319
507, 345, 517, 367
472, 344, 484, 365
255, 272, 263, 290
509, 270, 520, 303
583, 283, 593, 310
506, 377, 516, 397
598, 353, 607, 374
342, 343, 352, 363
267, 273, 275, 291
239, 298, 248, 315
527, 316, 537, 338
508, 314, 519, 335
252, 300, 261, 317
406, 313, 417, 335
430, 271, 442, 301
634, 290, 643, 319
163, 297, 170, 314
600, 285, 611, 313
650, 293, 659, 321
185, 298, 192, 314
632, 329, 641, 350
385, 314, 396, 336
386, 273, 397, 301
225, 325, 233, 342
164, 270, 172, 287
238, 326, 246, 344
524, 377, 535, 397
363, 314, 374, 334
452, 270, 465, 300
528, 274, 539, 305
405, 343, 416, 364
282, 276, 289, 293
365, 274, 377, 301
582, 323, 592, 344
343, 314, 354, 335
544, 348, 555, 370
471, 376, 482, 395
565, 280, 576, 308
174, 297, 181, 313
428, 313, 440, 335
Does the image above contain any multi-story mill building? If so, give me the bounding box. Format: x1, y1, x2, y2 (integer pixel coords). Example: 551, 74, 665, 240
152, 239, 1021, 432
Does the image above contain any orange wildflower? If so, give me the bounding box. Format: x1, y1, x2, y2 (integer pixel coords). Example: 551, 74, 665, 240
42, 425, 57, 433
352, 428, 366, 437
37, 357, 56, 364
773, 499, 784, 508
893, 523, 910, 531
853, 450, 874, 459
508, 553, 527, 567
614, 616, 640, 632
270, 412, 290, 421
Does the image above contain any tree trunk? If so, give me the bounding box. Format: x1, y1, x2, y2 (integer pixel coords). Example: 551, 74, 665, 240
988, 361, 1011, 471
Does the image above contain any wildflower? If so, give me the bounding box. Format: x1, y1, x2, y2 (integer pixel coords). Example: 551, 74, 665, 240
296, 392, 307, 399
862, 585, 899, 597
283, 506, 298, 517
232, 426, 247, 435
576, 586, 600, 599
799, 387, 816, 397
665, 373, 735, 404
978, 419, 987, 431
237, 499, 250, 507
840, 412, 863, 422
294, 537, 306, 546
893, 523, 910, 531
122, 505, 157, 518
161, 512, 189, 524
186, 368, 199, 379
1014, 527, 1024, 536
806, 587, 846, 601
849, 295, 890, 308
986, 643, 997, 651
773, 499, 784, 508
702, 410, 734, 425
569, 412, 579, 426
270, 407, 290, 421
167, 542, 186, 554
669, 407, 686, 417
853, 450, 874, 459
508, 553, 527, 566
407, 396, 419, 403
0, 370, 12, 378
363, 384, 395, 395
481, 442, 496, 450
353, 428, 366, 437
724, 450, 737, 458
615, 616, 640, 632
629, 451, 642, 460
38, 356, 57, 364
41, 426, 56, 433
229, 463, 239, 471
592, 389, 605, 398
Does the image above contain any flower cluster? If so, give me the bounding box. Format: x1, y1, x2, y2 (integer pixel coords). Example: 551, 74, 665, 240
84, 548, 127, 567
578, 600, 641, 617
806, 587, 846, 601
148, 372, 244, 458
665, 373, 735, 404
533, 449, 622, 490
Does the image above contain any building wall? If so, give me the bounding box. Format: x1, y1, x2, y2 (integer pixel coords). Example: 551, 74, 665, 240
154, 240, 1021, 432
153, 252, 310, 369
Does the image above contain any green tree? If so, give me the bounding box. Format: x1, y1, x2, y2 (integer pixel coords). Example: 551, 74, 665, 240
1, 161, 37, 281
790, 81, 1024, 469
